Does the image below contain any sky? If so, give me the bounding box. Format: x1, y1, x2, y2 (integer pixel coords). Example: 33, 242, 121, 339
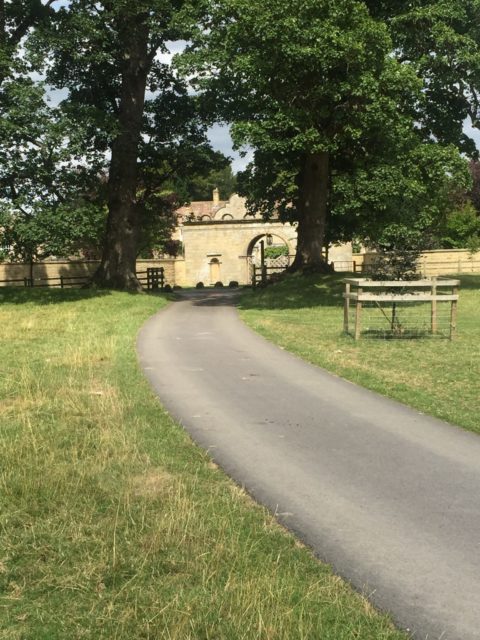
156, 41, 252, 172
463, 120, 480, 152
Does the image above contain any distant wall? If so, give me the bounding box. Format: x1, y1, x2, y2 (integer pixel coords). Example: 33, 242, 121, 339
179, 220, 298, 286
354, 249, 480, 276
0, 259, 179, 286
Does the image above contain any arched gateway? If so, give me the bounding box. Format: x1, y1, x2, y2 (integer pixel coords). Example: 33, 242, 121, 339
176, 194, 297, 286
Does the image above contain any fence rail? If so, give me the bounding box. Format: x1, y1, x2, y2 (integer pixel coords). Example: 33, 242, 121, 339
343, 277, 460, 340
337, 255, 480, 276
0, 274, 91, 288
331, 261, 363, 273
251, 264, 288, 286
0, 268, 165, 291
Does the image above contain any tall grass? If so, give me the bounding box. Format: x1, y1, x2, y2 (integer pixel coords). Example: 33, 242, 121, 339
240, 274, 480, 433
0, 288, 405, 639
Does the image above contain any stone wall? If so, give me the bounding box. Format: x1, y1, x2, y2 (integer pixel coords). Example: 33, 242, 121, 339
353, 249, 480, 276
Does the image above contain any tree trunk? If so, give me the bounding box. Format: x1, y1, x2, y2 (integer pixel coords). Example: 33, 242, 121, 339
0, 1, 5, 48
92, 14, 150, 291
289, 151, 333, 273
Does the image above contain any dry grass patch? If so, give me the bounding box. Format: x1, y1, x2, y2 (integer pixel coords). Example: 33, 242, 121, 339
0, 287, 406, 639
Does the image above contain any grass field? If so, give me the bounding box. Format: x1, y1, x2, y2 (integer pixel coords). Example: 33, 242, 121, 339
0, 288, 406, 640
240, 274, 480, 434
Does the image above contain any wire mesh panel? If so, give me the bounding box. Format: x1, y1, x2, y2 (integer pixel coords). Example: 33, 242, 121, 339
343, 278, 460, 340
347, 299, 453, 339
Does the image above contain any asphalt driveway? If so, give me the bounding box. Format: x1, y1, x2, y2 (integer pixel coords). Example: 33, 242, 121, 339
137, 289, 480, 640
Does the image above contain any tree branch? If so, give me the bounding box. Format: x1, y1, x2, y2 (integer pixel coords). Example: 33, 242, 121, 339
9, 0, 61, 48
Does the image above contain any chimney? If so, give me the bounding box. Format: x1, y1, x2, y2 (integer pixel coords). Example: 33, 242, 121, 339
213, 187, 220, 205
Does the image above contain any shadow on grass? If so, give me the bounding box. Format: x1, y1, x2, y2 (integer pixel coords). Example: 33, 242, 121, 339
0, 286, 113, 306
239, 273, 480, 312
456, 274, 480, 290
239, 273, 347, 311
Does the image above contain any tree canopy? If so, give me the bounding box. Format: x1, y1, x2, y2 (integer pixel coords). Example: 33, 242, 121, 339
0, 0, 230, 287
182, 0, 476, 272
0, 0, 478, 288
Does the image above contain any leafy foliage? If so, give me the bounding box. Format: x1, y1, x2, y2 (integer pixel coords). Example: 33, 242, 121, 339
0, 73, 108, 263
185, 163, 237, 201
264, 245, 289, 260
183, 0, 471, 273
0, 1, 231, 280
438, 203, 480, 252
469, 160, 480, 214
35, 1, 231, 287
185, 0, 405, 218
366, 0, 480, 155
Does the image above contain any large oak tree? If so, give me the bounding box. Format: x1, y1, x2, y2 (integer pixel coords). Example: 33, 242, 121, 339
183, 0, 423, 270
44, 0, 210, 290
184, 0, 475, 272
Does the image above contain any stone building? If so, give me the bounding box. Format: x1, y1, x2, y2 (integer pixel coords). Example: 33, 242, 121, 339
173, 190, 353, 286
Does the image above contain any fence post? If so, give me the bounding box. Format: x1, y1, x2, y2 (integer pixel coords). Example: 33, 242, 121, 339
431, 277, 437, 334
252, 265, 257, 288
450, 285, 458, 340
60, 276, 64, 289
160, 267, 164, 291
344, 282, 350, 334
354, 287, 363, 340
260, 240, 267, 286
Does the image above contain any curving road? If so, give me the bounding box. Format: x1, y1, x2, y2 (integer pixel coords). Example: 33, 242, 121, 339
137, 289, 480, 640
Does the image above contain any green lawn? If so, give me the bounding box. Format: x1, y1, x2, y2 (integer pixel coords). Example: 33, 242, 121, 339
0, 288, 406, 640
240, 273, 480, 434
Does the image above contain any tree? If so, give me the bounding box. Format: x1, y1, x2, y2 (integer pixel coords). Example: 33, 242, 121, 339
39, 0, 224, 290
0, 0, 61, 84
469, 160, 480, 214
437, 203, 480, 252
365, 0, 480, 155
0, 2, 110, 274
186, 163, 237, 201
183, 0, 480, 273
184, 0, 427, 271
0, 74, 108, 272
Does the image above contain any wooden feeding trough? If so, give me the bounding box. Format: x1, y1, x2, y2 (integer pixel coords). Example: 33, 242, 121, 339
343, 278, 460, 340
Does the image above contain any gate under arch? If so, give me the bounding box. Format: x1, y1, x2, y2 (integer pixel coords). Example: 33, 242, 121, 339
246, 232, 293, 286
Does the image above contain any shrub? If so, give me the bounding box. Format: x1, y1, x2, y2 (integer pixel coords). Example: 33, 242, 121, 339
163, 284, 173, 293
265, 245, 289, 259
214, 281, 224, 288
228, 281, 239, 288
196, 282, 204, 289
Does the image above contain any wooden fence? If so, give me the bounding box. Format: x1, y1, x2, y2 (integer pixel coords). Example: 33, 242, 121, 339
0, 267, 165, 291
343, 277, 460, 340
